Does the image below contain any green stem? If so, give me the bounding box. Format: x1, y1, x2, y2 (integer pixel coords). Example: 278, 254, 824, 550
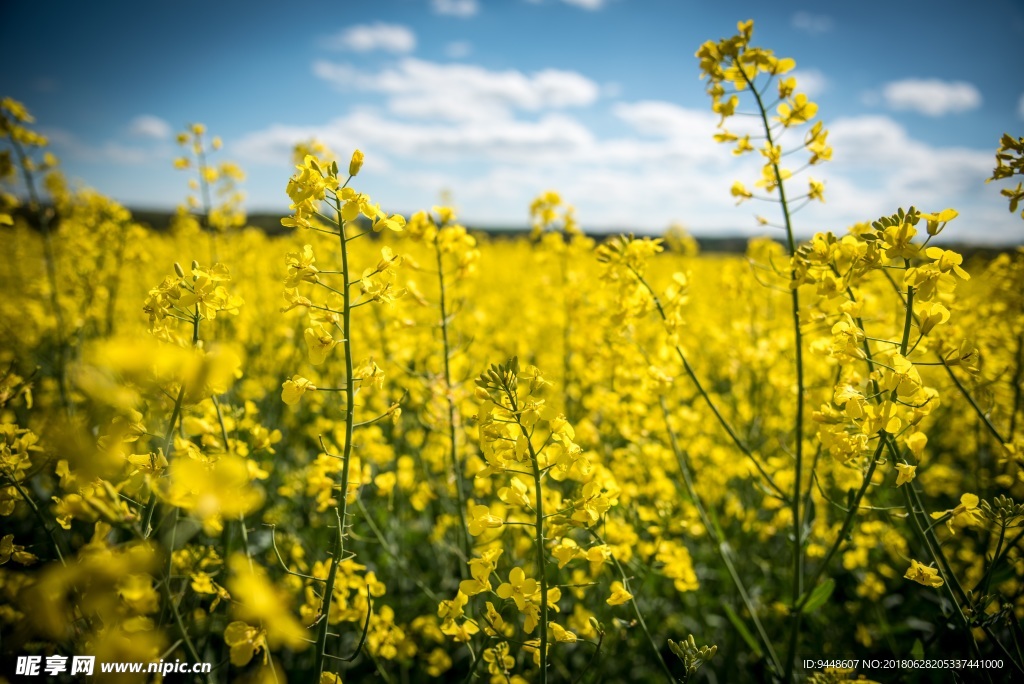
316, 508, 345, 677
796, 440, 883, 612
507, 388, 549, 684
434, 229, 471, 574
160, 576, 202, 664
316, 184, 358, 678
739, 67, 807, 684
587, 528, 675, 682
880, 268, 1008, 444
144, 310, 199, 538
893, 460, 980, 657
658, 397, 783, 675
630, 267, 786, 501
1, 467, 68, 565
194, 134, 217, 264
355, 498, 441, 603
983, 523, 1007, 601
10, 136, 70, 414
975, 526, 1024, 596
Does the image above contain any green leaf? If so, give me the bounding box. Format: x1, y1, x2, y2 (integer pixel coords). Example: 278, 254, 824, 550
801, 578, 835, 614
911, 639, 924, 659
721, 602, 763, 658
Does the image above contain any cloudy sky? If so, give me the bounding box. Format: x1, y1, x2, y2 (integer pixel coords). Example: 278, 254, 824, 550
2, 0, 1023, 243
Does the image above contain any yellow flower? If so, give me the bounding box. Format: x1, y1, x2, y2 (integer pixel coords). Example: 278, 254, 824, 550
548, 621, 578, 643
552, 538, 583, 569
808, 177, 825, 202
894, 463, 917, 487
930, 493, 982, 533
731, 181, 753, 204
754, 164, 792, 193
497, 475, 531, 508
777, 93, 818, 126
226, 554, 308, 651
607, 581, 633, 606
281, 375, 316, 405
375, 212, 406, 233
919, 207, 958, 236
285, 244, 319, 287
496, 567, 539, 612
468, 503, 503, 536
224, 621, 267, 667
440, 618, 479, 642
904, 559, 943, 588
0, 534, 37, 565
161, 457, 264, 535
925, 247, 970, 280
438, 591, 468, 625
304, 324, 337, 365
918, 302, 950, 335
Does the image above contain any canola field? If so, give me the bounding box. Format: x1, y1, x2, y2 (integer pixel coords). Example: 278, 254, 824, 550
2, 21, 1024, 684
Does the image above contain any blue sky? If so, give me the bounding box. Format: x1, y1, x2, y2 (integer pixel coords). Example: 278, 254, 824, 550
2, 0, 1023, 243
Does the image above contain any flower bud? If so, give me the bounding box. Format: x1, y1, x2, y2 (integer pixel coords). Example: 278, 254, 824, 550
349, 149, 364, 177
173, 262, 185, 278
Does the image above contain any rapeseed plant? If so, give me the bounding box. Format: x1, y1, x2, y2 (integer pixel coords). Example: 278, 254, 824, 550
2, 23, 1023, 682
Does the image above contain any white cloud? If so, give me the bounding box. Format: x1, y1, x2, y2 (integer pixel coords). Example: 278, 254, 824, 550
791, 11, 833, 35
812, 114, 1003, 238
235, 110, 595, 166
44, 127, 158, 166
432, 0, 478, 17
613, 101, 716, 142
324, 23, 416, 53
879, 79, 982, 116
561, 0, 606, 9
312, 58, 600, 122
445, 41, 472, 59
129, 115, 172, 140
233, 97, 756, 230
790, 69, 828, 98
1018, 93, 1024, 120
233, 100, 1017, 243
601, 82, 622, 98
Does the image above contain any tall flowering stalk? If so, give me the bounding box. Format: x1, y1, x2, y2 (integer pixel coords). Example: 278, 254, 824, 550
1, 99, 69, 412
436, 357, 622, 682
530, 191, 588, 421
279, 149, 405, 677
697, 21, 831, 679
404, 206, 480, 571
173, 124, 246, 264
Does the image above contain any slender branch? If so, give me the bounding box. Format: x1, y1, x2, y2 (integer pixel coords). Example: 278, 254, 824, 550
628, 266, 787, 501
434, 226, 472, 574
658, 396, 783, 675
738, 66, 807, 683
880, 268, 1008, 444
10, 136, 70, 414
586, 528, 674, 683
506, 384, 549, 684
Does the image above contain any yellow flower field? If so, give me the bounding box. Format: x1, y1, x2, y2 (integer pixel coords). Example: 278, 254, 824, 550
2, 21, 1024, 684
